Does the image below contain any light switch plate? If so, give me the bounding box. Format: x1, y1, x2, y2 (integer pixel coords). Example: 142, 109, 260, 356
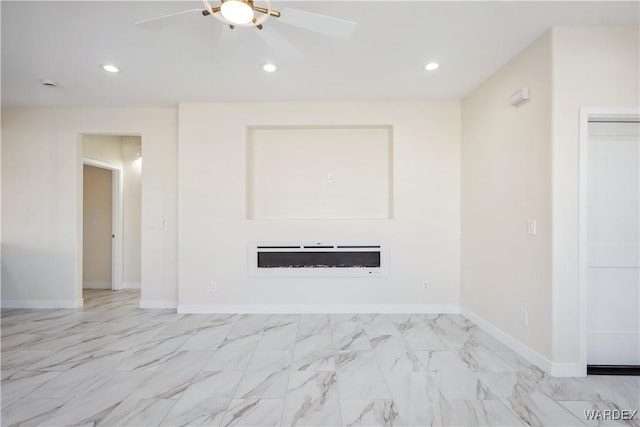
527, 219, 536, 236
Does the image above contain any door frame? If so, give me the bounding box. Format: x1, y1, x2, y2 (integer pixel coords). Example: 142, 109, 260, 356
82, 158, 124, 291
578, 107, 640, 373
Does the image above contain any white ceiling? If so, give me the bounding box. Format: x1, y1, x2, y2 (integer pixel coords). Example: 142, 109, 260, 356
2, 1, 638, 108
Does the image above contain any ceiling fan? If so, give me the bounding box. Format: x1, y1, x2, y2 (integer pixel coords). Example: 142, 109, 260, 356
135, 0, 358, 39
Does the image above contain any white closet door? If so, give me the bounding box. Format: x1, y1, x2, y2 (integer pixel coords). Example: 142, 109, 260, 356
587, 121, 640, 366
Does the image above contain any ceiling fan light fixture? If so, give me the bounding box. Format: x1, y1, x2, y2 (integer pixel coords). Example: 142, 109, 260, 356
220, 0, 254, 25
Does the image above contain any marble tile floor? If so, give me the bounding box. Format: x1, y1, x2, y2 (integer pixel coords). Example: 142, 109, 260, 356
1, 290, 638, 427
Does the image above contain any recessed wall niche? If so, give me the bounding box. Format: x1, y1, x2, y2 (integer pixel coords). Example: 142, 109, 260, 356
247, 126, 393, 219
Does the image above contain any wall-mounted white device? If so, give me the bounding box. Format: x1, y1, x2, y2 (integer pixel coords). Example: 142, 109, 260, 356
510, 87, 530, 107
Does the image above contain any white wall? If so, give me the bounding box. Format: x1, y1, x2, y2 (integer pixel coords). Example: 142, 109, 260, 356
551, 27, 640, 368
178, 101, 461, 311
83, 135, 125, 167
122, 136, 142, 289
1, 108, 177, 308
248, 127, 392, 220
461, 32, 553, 360
461, 26, 639, 375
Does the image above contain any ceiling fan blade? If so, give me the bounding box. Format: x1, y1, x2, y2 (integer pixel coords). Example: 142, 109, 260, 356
256, 26, 303, 60
213, 24, 237, 58
276, 7, 357, 39
135, 8, 204, 31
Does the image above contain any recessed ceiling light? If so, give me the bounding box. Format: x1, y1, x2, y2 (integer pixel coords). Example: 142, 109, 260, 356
424, 62, 440, 71
262, 63, 277, 73
102, 64, 120, 73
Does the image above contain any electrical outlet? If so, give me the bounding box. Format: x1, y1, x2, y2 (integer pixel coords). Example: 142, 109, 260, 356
210, 281, 217, 292
423, 282, 429, 291
520, 309, 529, 326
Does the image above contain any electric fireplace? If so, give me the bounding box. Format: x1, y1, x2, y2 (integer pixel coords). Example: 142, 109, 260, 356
248, 242, 388, 277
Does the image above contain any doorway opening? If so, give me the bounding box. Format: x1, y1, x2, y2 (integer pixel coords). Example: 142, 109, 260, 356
80, 135, 142, 304
83, 160, 120, 290
579, 108, 640, 375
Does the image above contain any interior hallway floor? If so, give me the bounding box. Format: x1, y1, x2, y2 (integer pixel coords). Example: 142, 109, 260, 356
1, 289, 638, 426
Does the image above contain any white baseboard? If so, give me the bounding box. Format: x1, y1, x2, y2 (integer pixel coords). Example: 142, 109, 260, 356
1, 299, 83, 309
122, 282, 141, 290
177, 304, 461, 314
139, 300, 177, 309
551, 362, 586, 377
461, 306, 586, 377
82, 281, 110, 289
461, 306, 554, 375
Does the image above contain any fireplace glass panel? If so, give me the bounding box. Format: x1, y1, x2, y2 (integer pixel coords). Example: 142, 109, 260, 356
257, 251, 381, 268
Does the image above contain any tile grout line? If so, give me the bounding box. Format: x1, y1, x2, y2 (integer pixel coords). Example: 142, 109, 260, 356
368, 313, 409, 426
277, 313, 300, 427
328, 313, 346, 427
